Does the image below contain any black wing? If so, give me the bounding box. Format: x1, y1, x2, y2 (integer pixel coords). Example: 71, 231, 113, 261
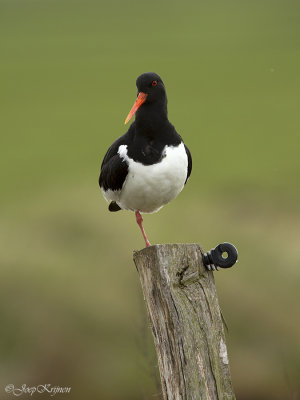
99, 128, 133, 192
184, 144, 192, 184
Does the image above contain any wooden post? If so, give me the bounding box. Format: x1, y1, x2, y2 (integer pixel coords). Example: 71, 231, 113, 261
133, 243, 236, 400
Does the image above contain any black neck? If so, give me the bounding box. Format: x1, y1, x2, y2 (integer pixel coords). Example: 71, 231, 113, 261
135, 97, 168, 136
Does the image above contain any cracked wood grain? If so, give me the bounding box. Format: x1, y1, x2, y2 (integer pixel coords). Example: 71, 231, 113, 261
133, 243, 236, 400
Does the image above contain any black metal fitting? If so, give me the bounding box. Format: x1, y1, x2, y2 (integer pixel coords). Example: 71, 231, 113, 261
203, 242, 238, 271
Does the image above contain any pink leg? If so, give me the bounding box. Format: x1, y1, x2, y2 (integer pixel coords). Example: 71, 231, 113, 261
135, 211, 151, 248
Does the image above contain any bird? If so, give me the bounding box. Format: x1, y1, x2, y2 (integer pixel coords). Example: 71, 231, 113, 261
99, 72, 192, 248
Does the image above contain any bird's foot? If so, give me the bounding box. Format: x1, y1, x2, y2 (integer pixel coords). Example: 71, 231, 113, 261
135, 211, 151, 248
145, 239, 151, 247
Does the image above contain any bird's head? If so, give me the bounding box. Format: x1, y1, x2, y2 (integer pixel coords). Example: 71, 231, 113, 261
125, 72, 167, 124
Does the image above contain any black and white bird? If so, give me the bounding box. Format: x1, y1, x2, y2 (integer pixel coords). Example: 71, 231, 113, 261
99, 72, 192, 247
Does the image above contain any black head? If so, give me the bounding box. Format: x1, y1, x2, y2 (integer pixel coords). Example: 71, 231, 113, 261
125, 72, 167, 124
136, 72, 166, 104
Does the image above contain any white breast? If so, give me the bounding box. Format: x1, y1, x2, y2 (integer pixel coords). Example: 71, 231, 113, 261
113, 142, 188, 213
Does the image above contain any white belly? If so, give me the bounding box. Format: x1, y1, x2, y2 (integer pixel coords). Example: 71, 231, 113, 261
104, 142, 188, 214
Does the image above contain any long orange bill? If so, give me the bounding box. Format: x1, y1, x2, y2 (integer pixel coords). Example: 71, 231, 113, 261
124, 92, 148, 124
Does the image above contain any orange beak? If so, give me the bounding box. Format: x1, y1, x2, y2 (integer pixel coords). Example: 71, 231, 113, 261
124, 92, 148, 124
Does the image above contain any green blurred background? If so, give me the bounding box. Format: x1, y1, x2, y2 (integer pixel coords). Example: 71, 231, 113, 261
1, 0, 299, 399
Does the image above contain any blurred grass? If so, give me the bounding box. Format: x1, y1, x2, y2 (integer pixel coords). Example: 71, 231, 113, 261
1, 0, 300, 399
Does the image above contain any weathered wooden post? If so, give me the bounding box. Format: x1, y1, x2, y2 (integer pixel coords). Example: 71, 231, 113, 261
133, 243, 237, 400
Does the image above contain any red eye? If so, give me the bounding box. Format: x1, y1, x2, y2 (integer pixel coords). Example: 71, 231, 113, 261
152, 80, 158, 86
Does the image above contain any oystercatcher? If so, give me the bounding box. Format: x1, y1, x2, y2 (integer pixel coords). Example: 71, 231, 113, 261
99, 72, 192, 247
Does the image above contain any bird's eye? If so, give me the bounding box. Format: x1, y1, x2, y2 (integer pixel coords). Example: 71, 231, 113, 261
152, 80, 158, 87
